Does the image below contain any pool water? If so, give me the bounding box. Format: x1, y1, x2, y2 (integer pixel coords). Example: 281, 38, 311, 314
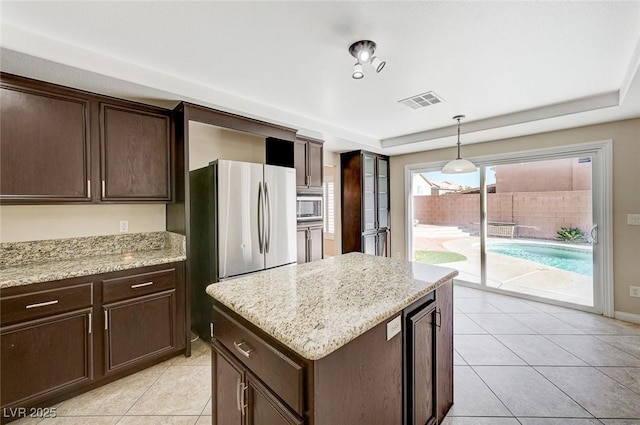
488, 243, 593, 276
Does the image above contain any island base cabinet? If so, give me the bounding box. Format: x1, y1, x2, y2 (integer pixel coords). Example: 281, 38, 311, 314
436, 281, 454, 421
0, 310, 92, 409
211, 340, 303, 425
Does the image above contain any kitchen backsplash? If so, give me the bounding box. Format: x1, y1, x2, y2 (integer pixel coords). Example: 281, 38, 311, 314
1, 231, 185, 268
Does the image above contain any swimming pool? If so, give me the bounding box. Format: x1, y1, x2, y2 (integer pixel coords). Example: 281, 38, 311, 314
487, 243, 593, 276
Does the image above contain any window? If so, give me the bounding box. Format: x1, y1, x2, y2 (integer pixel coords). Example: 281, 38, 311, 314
324, 175, 335, 235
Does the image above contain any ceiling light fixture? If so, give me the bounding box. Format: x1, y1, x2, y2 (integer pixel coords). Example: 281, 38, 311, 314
442, 115, 477, 174
349, 40, 386, 79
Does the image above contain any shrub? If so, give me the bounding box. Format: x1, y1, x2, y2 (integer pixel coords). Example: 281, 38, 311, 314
555, 227, 587, 243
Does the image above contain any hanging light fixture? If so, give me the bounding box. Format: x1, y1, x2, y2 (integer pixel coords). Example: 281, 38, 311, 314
442, 115, 477, 174
349, 40, 386, 79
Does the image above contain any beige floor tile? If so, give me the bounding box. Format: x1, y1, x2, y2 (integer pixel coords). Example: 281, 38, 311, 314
466, 313, 536, 334
454, 349, 467, 365
38, 417, 121, 424
536, 366, 640, 418
596, 335, 640, 358
447, 366, 511, 417
552, 312, 640, 335
600, 420, 640, 425
200, 398, 212, 416
116, 416, 198, 424
454, 313, 487, 334
127, 366, 211, 416
195, 416, 212, 425
597, 367, 640, 394
455, 298, 503, 313
509, 313, 585, 334
441, 417, 519, 425
517, 419, 602, 425
544, 335, 640, 366
494, 334, 587, 366
171, 339, 211, 367
473, 366, 590, 417
56, 365, 165, 416
454, 335, 525, 365
480, 294, 546, 313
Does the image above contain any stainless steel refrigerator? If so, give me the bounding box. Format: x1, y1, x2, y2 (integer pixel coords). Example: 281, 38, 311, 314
189, 160, 297, 338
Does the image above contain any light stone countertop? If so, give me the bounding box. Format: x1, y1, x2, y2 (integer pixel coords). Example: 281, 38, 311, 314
206, 252, 458, 361
0, 232, 186, 289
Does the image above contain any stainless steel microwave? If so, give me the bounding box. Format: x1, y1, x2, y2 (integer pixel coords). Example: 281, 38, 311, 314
296, 195, 323, 221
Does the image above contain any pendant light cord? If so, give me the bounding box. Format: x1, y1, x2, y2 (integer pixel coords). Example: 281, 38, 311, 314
456, 117, 462, 160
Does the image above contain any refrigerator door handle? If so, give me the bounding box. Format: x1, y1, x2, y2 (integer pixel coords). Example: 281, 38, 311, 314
258, 183, 264, 254
265, 181, 271, 253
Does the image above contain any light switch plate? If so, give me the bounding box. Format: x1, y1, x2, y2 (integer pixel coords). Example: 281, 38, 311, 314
386, 315, 401, 341
630, 286, 640, 298
119, 220, 129, 233
628, 214, 640, 225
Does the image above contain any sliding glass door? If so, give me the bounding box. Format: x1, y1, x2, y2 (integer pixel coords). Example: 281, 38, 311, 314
408, 142, 611, 314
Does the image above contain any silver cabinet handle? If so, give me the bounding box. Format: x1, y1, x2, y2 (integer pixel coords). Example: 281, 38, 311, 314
257, 183, 264, 254
435, 308, 442, 329
87, 180, 91, 198
88, 312, 92, 334
233, 341, 253, 358
236, 378, 242, 412
102, 180, 106, 197
26, 300, 58, 309
104, 310, 109, 330
131, 281, 153, 289
240, 382, 247, 416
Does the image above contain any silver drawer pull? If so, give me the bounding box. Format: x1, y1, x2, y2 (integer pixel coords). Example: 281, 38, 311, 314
233, 341, 253, 358
26, 300, 59, 309
131, 281, 154, 289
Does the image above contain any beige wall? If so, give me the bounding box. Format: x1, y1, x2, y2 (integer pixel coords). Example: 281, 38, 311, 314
390, 118, 640, 316
0, 204, 166, 242
188, 121, 265, 171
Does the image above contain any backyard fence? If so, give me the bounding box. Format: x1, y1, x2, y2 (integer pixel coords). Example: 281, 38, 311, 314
413, 190, 592, 240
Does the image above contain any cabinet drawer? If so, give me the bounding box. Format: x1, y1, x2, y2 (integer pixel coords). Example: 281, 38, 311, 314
213, 306, 304, 415
1, 283, 93, 325
102, 268, 175, 303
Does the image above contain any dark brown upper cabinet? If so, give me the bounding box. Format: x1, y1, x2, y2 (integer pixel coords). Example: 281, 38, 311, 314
0, 73, 173, 204
0, 82, 92, 203
294, 136, 323, 193
341, 150, 390, 256
100, 104, 171, 201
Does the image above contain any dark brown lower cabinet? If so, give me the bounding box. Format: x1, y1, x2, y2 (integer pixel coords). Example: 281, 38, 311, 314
0, 262, 186, 422
104, 290, 176, 372
212, 340, 303, 425
0, 309, 92, 409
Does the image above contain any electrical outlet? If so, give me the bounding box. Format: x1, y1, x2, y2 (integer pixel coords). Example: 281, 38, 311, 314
386, 315, 402, 340
119, 220, 129, 233
630, 286, 640, 298
628, 214, 640, 225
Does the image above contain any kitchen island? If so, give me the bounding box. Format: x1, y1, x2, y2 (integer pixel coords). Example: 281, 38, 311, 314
206, 252, 458, 425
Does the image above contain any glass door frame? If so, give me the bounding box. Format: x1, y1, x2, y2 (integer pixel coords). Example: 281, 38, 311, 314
405, 140, 613, 316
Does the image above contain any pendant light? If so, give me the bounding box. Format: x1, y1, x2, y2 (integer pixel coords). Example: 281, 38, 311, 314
442, 115, 477, 174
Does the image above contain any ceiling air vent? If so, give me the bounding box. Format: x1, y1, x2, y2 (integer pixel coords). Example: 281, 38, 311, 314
398, 91, 444, 110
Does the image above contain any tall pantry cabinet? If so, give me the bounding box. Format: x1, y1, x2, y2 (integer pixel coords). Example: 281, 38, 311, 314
340, 150, 390, 257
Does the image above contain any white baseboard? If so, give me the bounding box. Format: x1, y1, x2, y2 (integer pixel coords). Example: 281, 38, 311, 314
615, 311, 640, 324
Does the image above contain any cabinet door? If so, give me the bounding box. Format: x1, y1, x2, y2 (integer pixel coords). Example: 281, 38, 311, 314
100, 104, 171, 201
362, 154, 376, 231
307, 141, 323, 190
1, 309, 92, 408
296, 228, 308, 264
0, 84, 91, 202
436, 280, 454, 421
377, 157, 389, 230
406, 303, 437, 425
293, 140, 307, 189
212, 342, 244, 425
247, 372, 303, 425
104, 290, 176, 373
309, 225, 324, 262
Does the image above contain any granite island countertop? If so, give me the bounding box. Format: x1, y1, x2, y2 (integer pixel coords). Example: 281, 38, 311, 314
1, 231, 186, 289
206, 252, 458, 361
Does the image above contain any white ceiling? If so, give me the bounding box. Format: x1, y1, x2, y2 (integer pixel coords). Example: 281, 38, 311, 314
1, 1, 639, 155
